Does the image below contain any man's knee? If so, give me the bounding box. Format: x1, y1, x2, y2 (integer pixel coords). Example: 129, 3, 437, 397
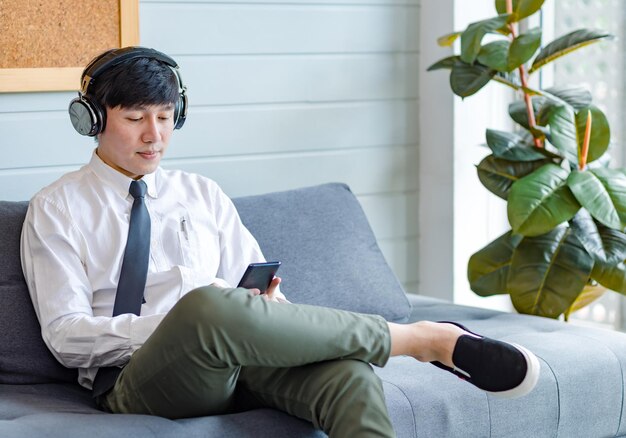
169, 285, 258, 331
177, 284, 226, 310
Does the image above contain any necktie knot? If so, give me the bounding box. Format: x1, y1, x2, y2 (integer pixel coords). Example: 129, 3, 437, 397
129, 180, 147, 199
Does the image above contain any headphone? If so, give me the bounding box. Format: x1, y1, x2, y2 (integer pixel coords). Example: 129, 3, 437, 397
68, 47, 188, 136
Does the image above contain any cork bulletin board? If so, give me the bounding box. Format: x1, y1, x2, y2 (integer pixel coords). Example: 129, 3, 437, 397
0, 0, 139, 92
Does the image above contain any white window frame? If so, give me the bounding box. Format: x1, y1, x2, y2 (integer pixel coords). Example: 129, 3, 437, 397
419, 0, 515, 311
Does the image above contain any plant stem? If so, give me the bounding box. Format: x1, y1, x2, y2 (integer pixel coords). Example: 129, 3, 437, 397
519, 73, 542, 147
506, 0, 543, 148
580, 110, 592, 170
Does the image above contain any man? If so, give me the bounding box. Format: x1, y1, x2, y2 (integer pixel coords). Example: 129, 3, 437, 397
21, 47, 540, 437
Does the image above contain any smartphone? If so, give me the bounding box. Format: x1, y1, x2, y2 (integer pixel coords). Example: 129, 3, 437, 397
237, 261, 281, 294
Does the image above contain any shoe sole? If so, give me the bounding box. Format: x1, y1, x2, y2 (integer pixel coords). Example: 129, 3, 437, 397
487, 343, 541, 399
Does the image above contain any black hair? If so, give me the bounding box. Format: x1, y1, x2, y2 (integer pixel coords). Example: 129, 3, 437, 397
89, 56, 179, 110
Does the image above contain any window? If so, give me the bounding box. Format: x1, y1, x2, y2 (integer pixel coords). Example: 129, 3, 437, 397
548, 0, 625, 329
551, 0, 624, 166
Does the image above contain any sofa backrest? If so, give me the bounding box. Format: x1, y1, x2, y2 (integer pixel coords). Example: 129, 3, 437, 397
0, 201, 77, 384
233, 183, 409, 320
0, 183, 409, 385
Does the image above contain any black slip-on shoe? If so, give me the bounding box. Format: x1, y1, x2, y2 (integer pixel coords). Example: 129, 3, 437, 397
431, 322, 540, 399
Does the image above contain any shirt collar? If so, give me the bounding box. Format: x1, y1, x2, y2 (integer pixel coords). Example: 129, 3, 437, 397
88, 150, 159, 199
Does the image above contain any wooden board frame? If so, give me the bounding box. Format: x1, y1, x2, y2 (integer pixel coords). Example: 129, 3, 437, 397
0, 0, 139, 93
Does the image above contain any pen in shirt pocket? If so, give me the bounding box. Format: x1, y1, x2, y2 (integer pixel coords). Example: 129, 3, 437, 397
180, 217, 189, 241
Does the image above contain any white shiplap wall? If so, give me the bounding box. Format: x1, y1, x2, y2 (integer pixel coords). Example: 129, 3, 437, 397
0, 0, 420, 291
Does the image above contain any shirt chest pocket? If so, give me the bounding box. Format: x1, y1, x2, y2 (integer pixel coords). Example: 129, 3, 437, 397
158, 211, 220, 274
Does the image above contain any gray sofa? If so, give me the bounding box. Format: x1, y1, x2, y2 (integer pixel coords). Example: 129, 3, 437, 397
2, 182, 626, 437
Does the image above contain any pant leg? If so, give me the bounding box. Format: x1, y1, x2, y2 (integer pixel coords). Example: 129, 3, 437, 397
100, 285, 391, 419
236, 361, 396, 438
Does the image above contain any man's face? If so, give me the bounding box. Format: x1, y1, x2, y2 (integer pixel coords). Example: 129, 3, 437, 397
96, 103, 175, 179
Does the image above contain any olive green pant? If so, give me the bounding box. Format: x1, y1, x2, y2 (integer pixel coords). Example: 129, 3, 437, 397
98, 286, 395, 437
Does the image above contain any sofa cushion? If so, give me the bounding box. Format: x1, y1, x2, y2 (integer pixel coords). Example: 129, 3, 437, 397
395, 294, 626, 438
0, 201, 77, 384
233, 183, 410, 322
0, 378, 413, 438
0, 383, 328, 438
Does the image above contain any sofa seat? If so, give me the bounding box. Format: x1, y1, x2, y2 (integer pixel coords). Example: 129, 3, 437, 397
3, 293, 626, 437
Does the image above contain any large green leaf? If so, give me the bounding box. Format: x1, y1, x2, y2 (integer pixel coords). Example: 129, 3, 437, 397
477, 156, 551, 200
476, 28, 542, 73
450, 62, 497, 98
569, 208, 626, 264
485, 129, 548, 161
548, 106, 578, 166
495, 0, 545, 21
538, 86, 594, 128
592, 259, 626, 294
508, 27, 542, 70
508, 164, 581, 236
567, 168, 626, 231
544, 86, 592, 110
529, 29, 613, 74
461, 15, 511, 64
549, 105, 610, 167
508, 226, 594, 318
468, 231, 523, 296
477, 40, 510, 72
427, 56, 460, 71
548, 105, 579, 165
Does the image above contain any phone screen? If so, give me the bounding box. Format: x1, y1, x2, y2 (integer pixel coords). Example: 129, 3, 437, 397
237, 261, 281, 293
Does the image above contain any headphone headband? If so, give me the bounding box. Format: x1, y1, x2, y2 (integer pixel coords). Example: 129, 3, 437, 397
69, 46, 188, 136
80, 47, 180, 94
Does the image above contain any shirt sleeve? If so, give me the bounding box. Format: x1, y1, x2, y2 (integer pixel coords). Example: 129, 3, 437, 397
20, 197, 165, 369
212, 186, 287, 301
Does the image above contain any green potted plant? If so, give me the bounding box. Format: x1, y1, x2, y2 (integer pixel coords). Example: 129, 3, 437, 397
428, 0, 626, 319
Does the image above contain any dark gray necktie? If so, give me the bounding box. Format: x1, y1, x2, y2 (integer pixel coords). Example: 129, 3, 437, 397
93, 179, 150, 398
113, 179, 151, 316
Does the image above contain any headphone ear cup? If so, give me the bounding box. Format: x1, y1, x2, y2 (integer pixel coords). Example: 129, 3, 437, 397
173, 93, 187, 130
172, 98, 180, 128
92, 99, 106, 134
68, 96, 105, 136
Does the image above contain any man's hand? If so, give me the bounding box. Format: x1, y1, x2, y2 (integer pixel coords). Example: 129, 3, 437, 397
264, 276, 281, 302
247, 276, 289, 303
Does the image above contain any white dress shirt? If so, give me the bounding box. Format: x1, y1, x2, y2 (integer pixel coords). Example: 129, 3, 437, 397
21, 151, 277, 389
